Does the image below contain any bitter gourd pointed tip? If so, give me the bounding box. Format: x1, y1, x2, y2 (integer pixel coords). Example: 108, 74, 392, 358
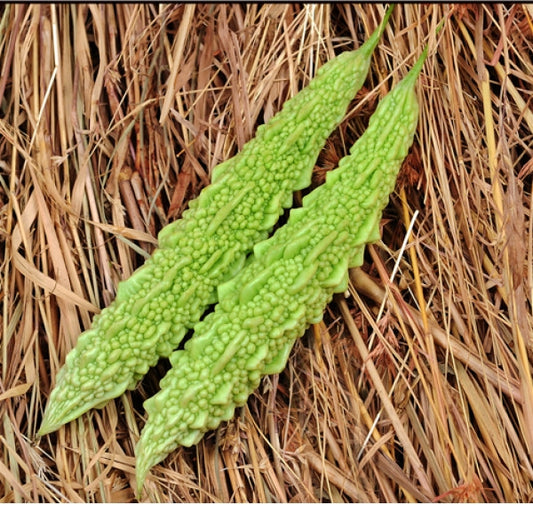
36, 424, 52, 438
38, 407, 79, 437
38, 406, 66, 436
37, 368, 133, 436
135, 438, 151, 498
135, 466, 147, 500
36, 423, 51, 438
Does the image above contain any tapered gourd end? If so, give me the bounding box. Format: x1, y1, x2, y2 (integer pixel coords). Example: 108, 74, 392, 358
407, 45, 428, 82
397, 45, 428, 93
358, 4, 395, 57
38, 397, 75, 436
38, 371, 131, 436
135, 451, 150, 499
135, 432, 178, 499
134, 421, 165, 498
37, 417, 61, 437
37, 396, 90, 436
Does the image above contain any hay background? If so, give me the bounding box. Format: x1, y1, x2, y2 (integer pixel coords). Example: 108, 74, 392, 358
1, 3, 533, 502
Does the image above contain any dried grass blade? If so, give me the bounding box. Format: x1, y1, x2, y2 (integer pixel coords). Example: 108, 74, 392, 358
455, 362, 515, 500
338, 298, 434, 499
350, 269, 523, 403
159, 4, 196, 125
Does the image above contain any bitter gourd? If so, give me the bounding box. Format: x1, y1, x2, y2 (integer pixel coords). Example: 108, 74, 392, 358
38, 8, 394, 437
135, 47, 427, 493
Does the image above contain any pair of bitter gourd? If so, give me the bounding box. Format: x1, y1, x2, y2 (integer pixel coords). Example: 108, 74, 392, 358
38, 4, 427, 496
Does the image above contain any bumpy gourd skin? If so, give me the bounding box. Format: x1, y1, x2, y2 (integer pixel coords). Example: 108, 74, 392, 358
37, 16, 394, 437
135, 48, 427, 493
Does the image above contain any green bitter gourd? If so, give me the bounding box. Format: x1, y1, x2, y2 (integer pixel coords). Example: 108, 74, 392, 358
135, 47, 427, 494
38, 8, 394, 437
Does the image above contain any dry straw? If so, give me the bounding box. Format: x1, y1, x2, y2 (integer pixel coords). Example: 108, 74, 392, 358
1, 3, 532, 502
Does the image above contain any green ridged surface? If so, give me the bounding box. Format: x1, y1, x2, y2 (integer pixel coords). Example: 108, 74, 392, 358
38, 17, 392, 437
135, 47, 426, 494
